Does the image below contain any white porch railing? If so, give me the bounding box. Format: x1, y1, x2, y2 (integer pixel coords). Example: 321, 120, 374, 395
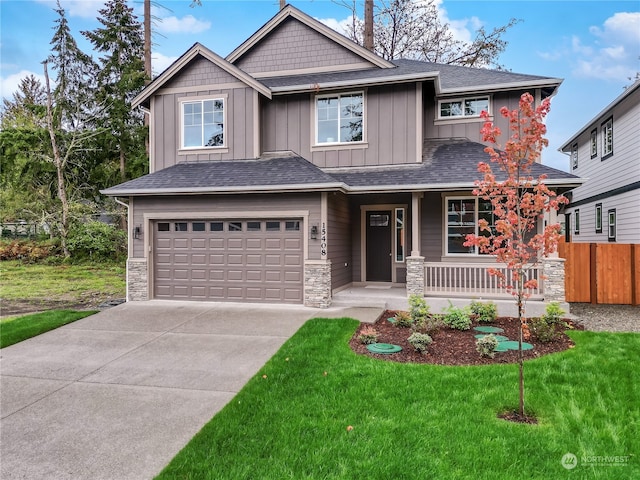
424, 262, 543, 299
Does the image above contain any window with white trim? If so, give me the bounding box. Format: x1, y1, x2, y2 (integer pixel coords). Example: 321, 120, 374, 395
571, 144, 578, 170
439, 97, 489, 119
595, 203, 602, 233
395, 208, 405, 262
608, 209, 616, 241
590, 129, 598, 158
445, 197, 495, 255
316, 92, 363, 144
181, 98, 224, 148
601, 117, 613, 159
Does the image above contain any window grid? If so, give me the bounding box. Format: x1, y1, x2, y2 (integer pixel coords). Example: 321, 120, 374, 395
590, 129, 598, 158
571, 144, 578, 170
608, 209, 616, 241
574, 210, 580, 235
182, 99, 224, 149
601, 117, 613, 159
595, 204, 602, 234
316, 92, 363, 144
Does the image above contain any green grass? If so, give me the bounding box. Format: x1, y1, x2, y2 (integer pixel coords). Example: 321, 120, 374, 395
0, 260, 125, 303
0, 309, 97, 348
157, 319, 639, 480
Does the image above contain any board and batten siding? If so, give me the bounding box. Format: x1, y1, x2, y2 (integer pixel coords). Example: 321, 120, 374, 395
565, 84, 640, 243
233, 17, 374, 75
130, 193, 322, 259
261, 84, 419, 167
327, 192, 352, 290
151, 57, 258, 171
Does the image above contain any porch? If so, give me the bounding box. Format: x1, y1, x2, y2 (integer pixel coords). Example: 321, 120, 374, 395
331, 285, 568, 318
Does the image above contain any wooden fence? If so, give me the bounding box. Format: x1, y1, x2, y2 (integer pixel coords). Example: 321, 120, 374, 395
558, 242, 640, 305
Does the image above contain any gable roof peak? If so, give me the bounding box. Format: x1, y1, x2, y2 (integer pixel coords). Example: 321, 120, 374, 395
226, 4, 394, 70
131, 42, 271, 109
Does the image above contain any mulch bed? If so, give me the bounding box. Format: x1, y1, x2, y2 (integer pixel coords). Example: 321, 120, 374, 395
349, 310, 583, 366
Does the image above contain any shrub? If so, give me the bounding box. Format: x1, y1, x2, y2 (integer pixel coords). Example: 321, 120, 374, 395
67, 222, 127, 262
476, 334, 499, 358
394, 311, 413, 328
0, 239, 59, 262
407, 332, 432, 353
358, 326, 379, 345
409, 294, 430, 325
442, 303, 472, 330
470, 300, 497, 323
530, 302, 566, 343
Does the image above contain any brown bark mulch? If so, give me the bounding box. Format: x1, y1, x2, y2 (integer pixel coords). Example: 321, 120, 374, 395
349, 310, 582, 366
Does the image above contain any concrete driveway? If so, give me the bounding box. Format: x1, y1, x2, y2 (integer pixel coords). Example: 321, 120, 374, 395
0, 301, 369, 480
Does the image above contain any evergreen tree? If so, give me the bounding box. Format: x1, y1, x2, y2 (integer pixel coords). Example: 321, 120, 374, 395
83, 0, 147, 182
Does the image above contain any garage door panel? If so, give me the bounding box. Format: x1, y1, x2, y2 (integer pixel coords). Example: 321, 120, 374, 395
227, 238, 244, 249
154, 219, 303, 304
246, 238, 262, 249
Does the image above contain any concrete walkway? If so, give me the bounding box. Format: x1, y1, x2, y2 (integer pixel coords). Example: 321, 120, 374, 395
0, 301, 381, 480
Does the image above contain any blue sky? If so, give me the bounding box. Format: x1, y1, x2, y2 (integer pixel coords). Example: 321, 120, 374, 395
1, 0, 639, 171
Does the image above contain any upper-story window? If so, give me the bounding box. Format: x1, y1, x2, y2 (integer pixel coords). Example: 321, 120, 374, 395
181, 98, 225, 149
601, 117, 613, 159
316, 92, 363, 144
571, 144, 578, 170
439, 97, 489, 119
590, 129, 598, 158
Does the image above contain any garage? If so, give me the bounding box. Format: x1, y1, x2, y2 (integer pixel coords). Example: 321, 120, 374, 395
153, 219, 304, 303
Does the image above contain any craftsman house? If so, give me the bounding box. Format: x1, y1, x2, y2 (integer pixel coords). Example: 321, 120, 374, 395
103, 5, 580, 307
560, 78, 640, 244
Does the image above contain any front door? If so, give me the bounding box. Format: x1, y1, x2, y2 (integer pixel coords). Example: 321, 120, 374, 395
366, 210, 392, 282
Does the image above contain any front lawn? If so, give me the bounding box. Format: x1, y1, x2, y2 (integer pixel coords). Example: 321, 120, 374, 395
0, 310, 97, 348
158, 318, 639, 479
0, 261, 125, 314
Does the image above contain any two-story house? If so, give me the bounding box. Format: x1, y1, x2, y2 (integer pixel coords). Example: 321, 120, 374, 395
103, 5, 580, 307
560, 79, 640, 244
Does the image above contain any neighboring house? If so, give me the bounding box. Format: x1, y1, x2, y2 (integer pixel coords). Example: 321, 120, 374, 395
560, 79, 640, 244
103, 5, 580, 307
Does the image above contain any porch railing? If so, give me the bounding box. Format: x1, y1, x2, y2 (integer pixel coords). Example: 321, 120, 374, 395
424, 262, 543, 299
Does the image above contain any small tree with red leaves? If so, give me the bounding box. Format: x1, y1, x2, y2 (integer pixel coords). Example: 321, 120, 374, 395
464, 92, 567, 418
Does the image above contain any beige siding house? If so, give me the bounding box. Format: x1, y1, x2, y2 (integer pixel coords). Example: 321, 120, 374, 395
103, 5, 580, 307
561, 79, 640, 244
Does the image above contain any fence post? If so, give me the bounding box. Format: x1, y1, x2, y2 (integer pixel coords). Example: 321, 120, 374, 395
590, 243, 597, 304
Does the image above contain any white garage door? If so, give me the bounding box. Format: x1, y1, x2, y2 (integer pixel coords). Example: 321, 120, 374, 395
153, 219, 303, 303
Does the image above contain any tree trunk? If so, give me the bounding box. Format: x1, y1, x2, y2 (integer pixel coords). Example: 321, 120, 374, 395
364, 0, 374, 51
43, 61, 70, 258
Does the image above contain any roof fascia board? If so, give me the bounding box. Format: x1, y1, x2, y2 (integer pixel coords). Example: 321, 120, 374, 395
132, 43, 271, 108
101, 177, 582, 197
270, 71, 440, 94
559, 79, 640, 152
226, 5, 394, 70
438, 78, 563, 96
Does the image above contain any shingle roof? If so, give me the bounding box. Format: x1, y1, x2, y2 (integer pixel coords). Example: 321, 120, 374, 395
261, 59, 560, 94
102, 142, 581, 196
329, 140, 579, 190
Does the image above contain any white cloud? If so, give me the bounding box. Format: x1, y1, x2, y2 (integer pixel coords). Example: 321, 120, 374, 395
0, 70, 47, 100
152, 52, 178, 77
35, 0, 103, 19
155, 14, 211, 35
316, 16, 356, 37
540, 12, 640, 82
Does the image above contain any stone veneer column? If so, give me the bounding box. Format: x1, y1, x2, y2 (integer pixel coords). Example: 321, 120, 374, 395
542, 257, 566, 302
304, 259, 332, 308
406, 255, 425, 297
127, 258, 148, 301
